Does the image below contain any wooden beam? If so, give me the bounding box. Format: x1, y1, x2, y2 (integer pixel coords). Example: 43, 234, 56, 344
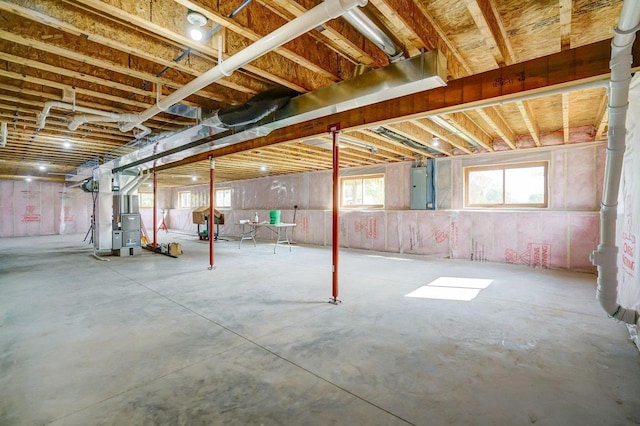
441, 112, 494, 152
387, 122, 451, 156
345, 130, 416, 158
594, 93, 609, 141
370, 0, 472, 78
155, 39, 635, 170
71, 0, 335, 92
476, 107, 516, 149
515, 100, 541, 147
0, 51, 162, 103
559, 0, 572, 51
2, 0, 261, 96
0, 29, 229, 103
259, 0, 386, 67
562, 93, 570, 143
464, 0, 515, 66
411, 118, 474, 154
0, 70, 193, 128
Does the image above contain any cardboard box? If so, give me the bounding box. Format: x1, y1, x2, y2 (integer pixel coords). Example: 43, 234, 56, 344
192, 206, 210, 224
192, 207, 224, 225
168, 242, 182, 256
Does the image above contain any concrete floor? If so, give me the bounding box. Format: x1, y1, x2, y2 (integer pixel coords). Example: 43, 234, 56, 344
0, 231, 639, 425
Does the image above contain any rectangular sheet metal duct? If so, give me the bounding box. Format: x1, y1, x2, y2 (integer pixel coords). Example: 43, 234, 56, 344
73, 50, 446, 177
139, 50, 448, 168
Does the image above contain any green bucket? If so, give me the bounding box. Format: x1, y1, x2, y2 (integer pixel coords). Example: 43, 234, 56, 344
269, 210, 281, 224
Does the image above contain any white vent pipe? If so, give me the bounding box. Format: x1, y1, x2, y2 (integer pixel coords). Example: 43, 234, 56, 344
0, 122, 6, 147
591, 0, 640, 324
37, 101, 151, 138
343, 8, 404, 62
70, 0, 366, 134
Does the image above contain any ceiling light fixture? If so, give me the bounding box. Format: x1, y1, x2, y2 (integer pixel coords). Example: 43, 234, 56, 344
432, 136, 440, 147
38, 165, 46, 171
63, 141, 71, 149
191, 176, 197, 181
260, 165, 267, 172
187, 9, 207, 41
26, 177, 32, 182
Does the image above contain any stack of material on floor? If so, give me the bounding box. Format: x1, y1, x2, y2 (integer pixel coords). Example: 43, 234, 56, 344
168, 243, 182, 256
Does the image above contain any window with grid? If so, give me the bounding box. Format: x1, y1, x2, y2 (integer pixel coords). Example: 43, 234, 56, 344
464, 161, 548, 208
178, 191, 192, 209
139, 193, 154, 208
340, 174, 385, 208
216, 188, 232, 208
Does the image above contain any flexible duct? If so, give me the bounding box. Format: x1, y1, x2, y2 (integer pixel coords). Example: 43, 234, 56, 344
591, 0, 640, 325
343, 8, 404, 63
217, 87, 299, 128
71, 0, 367, 134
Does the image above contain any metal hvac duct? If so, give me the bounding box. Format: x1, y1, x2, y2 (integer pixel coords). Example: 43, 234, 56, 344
108, 49, 447, 174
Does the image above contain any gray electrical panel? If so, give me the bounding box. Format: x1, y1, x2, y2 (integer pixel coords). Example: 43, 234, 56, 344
411, 167, 428, 209
410, 161, 435, 210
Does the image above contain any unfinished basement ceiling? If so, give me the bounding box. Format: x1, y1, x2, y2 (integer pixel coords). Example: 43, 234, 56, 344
0, 0, 630, 187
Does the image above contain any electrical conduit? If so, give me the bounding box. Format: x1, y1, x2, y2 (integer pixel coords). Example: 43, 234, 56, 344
591, 0, 640, 324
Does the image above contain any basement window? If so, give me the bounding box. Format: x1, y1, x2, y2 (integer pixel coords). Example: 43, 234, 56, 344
178, 191, 192, 209
464, 161, 548, 208
216, 188, 232, 208
139, 193, 154, 208
340, 174, 385, 208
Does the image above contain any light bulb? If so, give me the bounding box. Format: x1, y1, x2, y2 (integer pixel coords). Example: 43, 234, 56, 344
190, 28, 203, 41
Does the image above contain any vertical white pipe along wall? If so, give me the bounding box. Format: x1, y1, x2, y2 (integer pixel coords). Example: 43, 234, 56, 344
591, 0, 640, 324
71, 0, 367, 133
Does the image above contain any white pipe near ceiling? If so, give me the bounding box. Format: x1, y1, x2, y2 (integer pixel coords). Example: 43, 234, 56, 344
591, 0, 640, 324
71, 0, 367, 134
343, 8, 404, 62
37, 101, 151, 138
0, 122, 6, 147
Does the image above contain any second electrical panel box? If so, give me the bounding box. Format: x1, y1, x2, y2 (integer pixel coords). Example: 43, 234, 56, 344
410, 162, 435, 210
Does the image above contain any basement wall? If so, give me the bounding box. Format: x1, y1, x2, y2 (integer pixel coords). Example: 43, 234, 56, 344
0, 181, 92, 238
158, 144, 604, 272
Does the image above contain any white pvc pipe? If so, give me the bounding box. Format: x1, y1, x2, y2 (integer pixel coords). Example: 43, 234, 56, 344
67, 111, 139, 131
591, 0, 640, 325
37, 101, 136, 130
113, 0, 367, 132
0, 122, 6, 147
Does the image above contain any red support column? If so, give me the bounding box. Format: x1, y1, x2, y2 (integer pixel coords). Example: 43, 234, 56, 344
153, 171, 158, 250
328, 123, 341, 304
208, 156, 215, 270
